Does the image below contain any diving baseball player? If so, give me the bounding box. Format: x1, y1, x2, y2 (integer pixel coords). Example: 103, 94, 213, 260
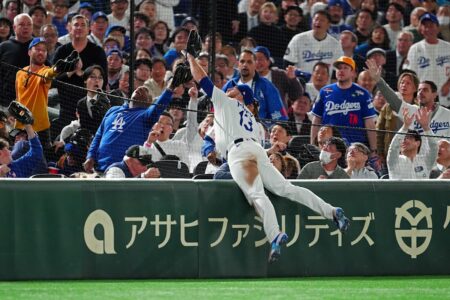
186, 30, 350, 263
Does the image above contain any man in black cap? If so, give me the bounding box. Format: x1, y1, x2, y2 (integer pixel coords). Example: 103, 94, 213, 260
104, 144, 160, 178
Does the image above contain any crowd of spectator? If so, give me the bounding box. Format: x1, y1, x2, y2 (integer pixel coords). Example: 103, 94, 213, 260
0, 0, 449, 180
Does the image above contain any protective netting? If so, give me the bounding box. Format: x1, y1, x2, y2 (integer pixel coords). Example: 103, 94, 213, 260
0, 0, 449, 179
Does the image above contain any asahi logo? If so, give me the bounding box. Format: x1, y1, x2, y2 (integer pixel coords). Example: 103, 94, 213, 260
395, 200, 432, 259
84, 210, 116, 254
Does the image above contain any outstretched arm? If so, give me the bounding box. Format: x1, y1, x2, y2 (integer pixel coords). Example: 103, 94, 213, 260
366, 59, 402, 112
186, 53, 216, 99
187, 53, 207, 84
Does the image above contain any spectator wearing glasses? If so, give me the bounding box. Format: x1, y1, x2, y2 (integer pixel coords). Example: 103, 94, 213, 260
345, 142, 378, 179
52, 15, 107, 133
76, 65, 110, 136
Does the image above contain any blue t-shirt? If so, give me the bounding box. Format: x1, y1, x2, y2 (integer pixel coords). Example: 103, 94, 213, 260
312, 83, 376, 145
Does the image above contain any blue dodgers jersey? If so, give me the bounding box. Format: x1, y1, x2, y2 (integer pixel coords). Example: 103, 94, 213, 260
312, 83, 376, 144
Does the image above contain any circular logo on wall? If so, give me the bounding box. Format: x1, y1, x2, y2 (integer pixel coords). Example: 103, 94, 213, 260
395, 200, 432, 259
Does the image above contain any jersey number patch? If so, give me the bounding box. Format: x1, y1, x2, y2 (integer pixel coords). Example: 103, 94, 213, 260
238, 106, 254, 132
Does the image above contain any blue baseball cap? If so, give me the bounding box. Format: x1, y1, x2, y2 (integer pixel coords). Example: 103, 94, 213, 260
106, 48, 123, 59
254, 46, 271, 59
327, 0, 342, 7
106, 25, 126, 37
230, 81, 255, 106
79, 2, 94, 10
420, 13, 439, 26
28, 37, 46, 49
91, 11, 108, 22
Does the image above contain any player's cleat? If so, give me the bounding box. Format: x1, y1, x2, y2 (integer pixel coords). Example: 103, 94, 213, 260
334, 207, 350, 233
268, 232, 288, 263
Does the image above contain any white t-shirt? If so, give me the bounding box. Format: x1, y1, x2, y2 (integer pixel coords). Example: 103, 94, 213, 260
144, 139, 190, 167
387, 128, 438, 179
107, 14, 130, 33
283, 31, 344, 74
404, 39, 450, 106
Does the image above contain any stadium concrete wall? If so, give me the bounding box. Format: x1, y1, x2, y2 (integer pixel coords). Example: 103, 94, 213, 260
0, 179, 448, 280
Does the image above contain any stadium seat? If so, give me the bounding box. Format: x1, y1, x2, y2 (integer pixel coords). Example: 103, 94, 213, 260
193, 161, 209, 176
288, 135, 310, 157
154, 160, 191, 178
192, 174, 214, 180
30, 174, 67, 178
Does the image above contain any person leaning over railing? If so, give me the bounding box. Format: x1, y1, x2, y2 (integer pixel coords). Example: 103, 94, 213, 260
0, 123, 43, 178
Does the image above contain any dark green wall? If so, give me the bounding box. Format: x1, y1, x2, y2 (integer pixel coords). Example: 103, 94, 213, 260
0, 180, 448, 279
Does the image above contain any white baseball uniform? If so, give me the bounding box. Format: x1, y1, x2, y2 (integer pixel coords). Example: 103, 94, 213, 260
403, 39, 450, 106
283, 31, 344, 74
210, 83, 335, 243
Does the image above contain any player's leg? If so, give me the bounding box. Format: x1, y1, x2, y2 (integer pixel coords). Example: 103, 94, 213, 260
258, 153, 349, 231
254, 144, 335, 219
228, 144, 280, 243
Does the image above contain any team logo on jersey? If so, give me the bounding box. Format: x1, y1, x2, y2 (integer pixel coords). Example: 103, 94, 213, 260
302, 50, 333, 62
417, 56, 430, 69
111, 112, 126, 132
351, 90, 365, 97
436, 55, 450, 67
285, 47, 290, 56
325, 100, 361, 115
323, 88, 333, 93
413, 120, 450, 134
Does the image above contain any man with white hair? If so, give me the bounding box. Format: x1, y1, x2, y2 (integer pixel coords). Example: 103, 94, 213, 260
104, 144, 161, 178
0, 13, 33, 108
430, 139, 450, 179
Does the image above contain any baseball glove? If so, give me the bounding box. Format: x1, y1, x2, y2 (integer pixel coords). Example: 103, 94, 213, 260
91, 96, 111, 120
186, 30, 202, 58
169, 63, 193, 90
8, 101, 34, 125
53, 50, 80, 73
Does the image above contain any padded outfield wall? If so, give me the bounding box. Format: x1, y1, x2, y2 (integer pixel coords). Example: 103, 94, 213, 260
0, 179, 448, 280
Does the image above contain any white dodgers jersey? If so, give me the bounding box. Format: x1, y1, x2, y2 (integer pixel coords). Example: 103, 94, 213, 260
211, 86, 260, 156
404, 39, 450, 106
283, 31, 343, 74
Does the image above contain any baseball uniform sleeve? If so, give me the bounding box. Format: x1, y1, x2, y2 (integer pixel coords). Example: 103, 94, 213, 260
283, 35, 300, 65
403, 44, 418, 74
311, 90, 325, 118
361, 91, 377, 119
105, 167, 126, 178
